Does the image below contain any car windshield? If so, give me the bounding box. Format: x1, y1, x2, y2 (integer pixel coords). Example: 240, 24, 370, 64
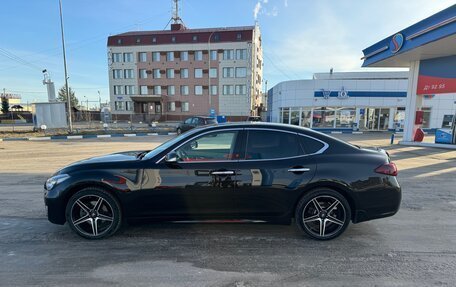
142, 132, 189, 160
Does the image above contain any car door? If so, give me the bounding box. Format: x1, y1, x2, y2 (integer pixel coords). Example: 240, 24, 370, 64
181, 117, 193, 132
139, 129, 243, 218
233, 129, 319, 219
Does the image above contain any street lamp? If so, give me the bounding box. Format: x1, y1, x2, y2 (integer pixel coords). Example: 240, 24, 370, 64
58, 0, 73, 133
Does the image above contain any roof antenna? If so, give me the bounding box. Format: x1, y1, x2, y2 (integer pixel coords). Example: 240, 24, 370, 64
164, 0, 185, 30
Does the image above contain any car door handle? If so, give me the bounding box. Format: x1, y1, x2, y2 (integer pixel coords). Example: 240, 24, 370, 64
287, 168, 311, 173
211, 170, 235, 175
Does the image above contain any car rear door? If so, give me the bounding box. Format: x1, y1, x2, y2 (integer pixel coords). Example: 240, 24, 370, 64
233, 129, 318, 219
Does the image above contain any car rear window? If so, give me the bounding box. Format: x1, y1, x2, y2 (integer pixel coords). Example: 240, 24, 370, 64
299, 135, 325, 154
245, 130, 302, 160
206, 118, 217, 124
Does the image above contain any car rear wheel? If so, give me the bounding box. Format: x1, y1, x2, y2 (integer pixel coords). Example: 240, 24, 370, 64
65, 187, 122, 239
295, 188, 351, 240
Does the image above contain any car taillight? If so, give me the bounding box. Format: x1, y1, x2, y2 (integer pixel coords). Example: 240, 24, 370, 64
375, 162, 398, 176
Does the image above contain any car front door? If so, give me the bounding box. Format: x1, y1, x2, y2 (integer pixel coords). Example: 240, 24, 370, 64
139, 129, 243, 218
233, 129, 319, 219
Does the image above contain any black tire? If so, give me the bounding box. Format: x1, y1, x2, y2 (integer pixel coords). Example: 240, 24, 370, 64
176, 128, 182, 135
295, 188, 351, 240
65, 187, 122, 239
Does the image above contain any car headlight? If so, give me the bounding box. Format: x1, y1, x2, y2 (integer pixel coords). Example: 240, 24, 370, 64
45, 174, 70, 190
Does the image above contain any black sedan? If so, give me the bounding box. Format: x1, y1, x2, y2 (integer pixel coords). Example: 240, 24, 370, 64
176, 116, 217, 134
44, 123, 401, 240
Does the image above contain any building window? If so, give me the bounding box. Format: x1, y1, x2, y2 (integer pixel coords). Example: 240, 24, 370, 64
168, 101, 175, 112
236, 33, 242, 40
139, 69, 147, 79
192, 35, 198, 42
223, 49, 234, 60
210, 85, 217, 96
112, 69, 122, 79
153, 86, 162, 95
124, 69, 134, 79
195, 85, 203, 95
113, 85, 124, 95
235, 67, 247, 78
152, 37, 157, 43
125, 85, 135, 95
167, 51, 174, 61
422, 107, 431, 128
194, 51, 203, 61
152, 52, 160, 62
117, 39, 122, 45
153, 69, 161, 79
166, 69, 175, 79
180, 85, 189, 95
168, 85, 175, 96
182, 102, 189, 112
114, 101, 125, 111
236, 49, 247, 60
139, 52, 147, 62
180, 51, 188, 61
171, 36, 176, 43
235, 85, 246, 95
194, 68, 203, 78
123, 53, 133, 62
312, 107, 335, 128
281, 108, 290, 124
112, 53, 122, 63
140, 86, 148, 95
209, 68, 217, 78
336, 108, 356, 128
210, 50, 217, 61
213, 33, 220, 41
290, 108, 300, 125
301, 108, 312, 128
180, 68, 189, 78
125, 101, 133, 111
223, 67, 234, 78
222, 85, 234, 95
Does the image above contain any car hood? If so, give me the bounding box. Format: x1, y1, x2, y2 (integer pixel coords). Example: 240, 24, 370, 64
56, 151, 148, 174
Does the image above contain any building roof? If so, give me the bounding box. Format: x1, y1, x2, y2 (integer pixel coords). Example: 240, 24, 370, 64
108, 25, 256, 47
361, 4, 456, 67
313, 71, 409, 80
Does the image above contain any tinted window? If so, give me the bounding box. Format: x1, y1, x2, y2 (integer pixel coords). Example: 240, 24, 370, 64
191, 118, 199, 125
206, 118, 217, 124
299, 135, 325, 154
245, 130, 302, 160
175, 131, 238, 162
184, 118, 193, 124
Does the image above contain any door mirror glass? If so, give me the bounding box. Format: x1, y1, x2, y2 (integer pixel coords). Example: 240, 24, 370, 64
190, 141, 198, 149
165, 151, 178, 163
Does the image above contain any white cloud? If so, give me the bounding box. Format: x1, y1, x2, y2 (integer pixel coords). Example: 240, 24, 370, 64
284, 0, 288, 7
253, 2, 262, 20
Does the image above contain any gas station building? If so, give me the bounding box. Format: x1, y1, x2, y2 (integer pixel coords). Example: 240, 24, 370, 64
361, 5, 456, 146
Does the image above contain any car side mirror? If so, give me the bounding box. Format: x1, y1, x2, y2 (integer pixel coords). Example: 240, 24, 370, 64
165, 151, 178, 163
190, 141, 198, 149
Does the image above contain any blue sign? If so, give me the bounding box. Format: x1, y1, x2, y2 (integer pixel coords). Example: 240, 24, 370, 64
389, 33, 404, 54
209, 108, 216, 117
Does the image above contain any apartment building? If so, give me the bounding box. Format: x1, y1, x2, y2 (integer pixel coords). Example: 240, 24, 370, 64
107, 23, 263, 121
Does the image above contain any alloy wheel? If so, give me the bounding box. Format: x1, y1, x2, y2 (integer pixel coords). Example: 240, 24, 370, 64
301, 195, 347, 238
70, 195, 115, 237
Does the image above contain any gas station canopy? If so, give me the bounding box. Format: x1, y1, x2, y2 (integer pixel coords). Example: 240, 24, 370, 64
361, 5, 456, 68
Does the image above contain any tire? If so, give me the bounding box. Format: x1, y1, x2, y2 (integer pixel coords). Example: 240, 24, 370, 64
295, 188, 351, 240
65, 187, 122, 239
176, 128, 182, 135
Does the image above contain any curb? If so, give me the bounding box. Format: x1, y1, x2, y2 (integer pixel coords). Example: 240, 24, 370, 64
0, 132, 177, 142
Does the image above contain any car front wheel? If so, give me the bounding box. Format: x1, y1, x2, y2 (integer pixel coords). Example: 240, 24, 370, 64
176, 128, 182, 135
295, 188, 351, 240
65, 187, 122, 239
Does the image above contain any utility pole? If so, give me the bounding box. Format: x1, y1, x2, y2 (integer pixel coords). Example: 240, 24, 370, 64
59, 0, 73, 133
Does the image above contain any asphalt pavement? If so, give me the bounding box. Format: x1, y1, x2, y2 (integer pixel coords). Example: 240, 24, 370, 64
0, 133, 455, 286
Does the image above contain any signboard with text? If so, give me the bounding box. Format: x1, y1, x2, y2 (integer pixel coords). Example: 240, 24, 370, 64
417, 55, 456, 95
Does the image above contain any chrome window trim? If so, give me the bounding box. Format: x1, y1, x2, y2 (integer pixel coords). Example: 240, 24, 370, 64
155, 127, 330, 164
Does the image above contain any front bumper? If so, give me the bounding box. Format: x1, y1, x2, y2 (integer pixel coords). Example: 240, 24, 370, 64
44, 186, 67, 225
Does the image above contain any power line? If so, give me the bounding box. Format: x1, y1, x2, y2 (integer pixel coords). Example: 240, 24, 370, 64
0, 47, 43, 71
263, 53, 293, 80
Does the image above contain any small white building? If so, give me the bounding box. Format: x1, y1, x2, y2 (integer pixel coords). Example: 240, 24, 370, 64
267, 71, 455, 131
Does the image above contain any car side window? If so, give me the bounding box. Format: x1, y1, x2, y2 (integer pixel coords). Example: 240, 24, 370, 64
184, 118, 193, 124
245, 130, 302, 160
191, 118, 199, 125
175, 131, 239, 162
299, 135, 325, 154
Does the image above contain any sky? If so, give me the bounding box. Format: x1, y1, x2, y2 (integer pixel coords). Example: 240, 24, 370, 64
0, 0, 454, 106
